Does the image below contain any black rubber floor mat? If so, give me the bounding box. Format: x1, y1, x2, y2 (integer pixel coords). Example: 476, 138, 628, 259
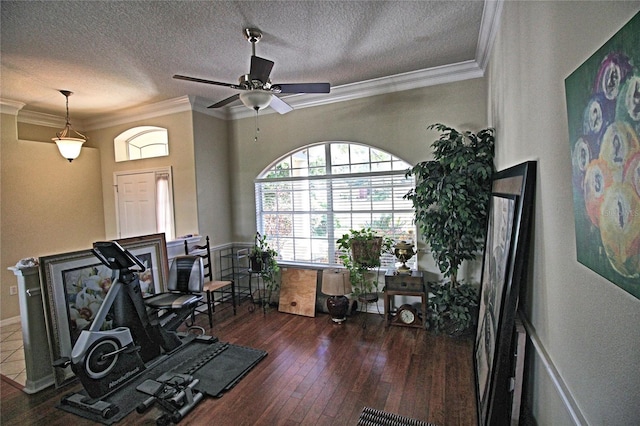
190, 344, 268, 397
57, 338, 266, 424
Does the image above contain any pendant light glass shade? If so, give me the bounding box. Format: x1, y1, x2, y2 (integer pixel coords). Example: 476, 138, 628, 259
54, 138, 85, 161
52, 90, 86, 162
239, 90, 272, 110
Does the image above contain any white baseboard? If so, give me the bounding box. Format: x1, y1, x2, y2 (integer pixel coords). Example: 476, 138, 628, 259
23, 376, 55, 394
0, 316, 21, 327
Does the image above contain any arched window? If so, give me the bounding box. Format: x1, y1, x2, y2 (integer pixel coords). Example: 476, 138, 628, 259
255, 142, 416, 267
114, 126, 168, 162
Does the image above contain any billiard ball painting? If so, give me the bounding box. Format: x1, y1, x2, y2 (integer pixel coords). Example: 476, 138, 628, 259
565, 12, 640, 299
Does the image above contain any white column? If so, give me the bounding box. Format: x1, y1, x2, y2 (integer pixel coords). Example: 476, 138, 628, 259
8, 265, 55, 393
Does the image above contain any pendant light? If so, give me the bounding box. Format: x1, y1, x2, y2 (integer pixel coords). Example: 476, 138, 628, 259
52, 90, 86, 162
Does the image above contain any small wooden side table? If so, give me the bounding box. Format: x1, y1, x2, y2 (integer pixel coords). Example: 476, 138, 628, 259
384, 271, 426, 328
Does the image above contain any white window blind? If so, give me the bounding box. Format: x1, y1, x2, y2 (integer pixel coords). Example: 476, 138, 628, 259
255, 142, 416, 267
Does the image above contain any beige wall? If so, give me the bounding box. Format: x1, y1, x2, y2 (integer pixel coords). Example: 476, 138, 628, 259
87, 110, 199, 240
1, 112, 105, 320
488, 2, 640, 424
192, 111, 232, 246
1, 109, 203, 321
228, 78, 488, 278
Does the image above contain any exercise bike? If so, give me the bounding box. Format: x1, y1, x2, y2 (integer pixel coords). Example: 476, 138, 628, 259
54, 241, 189, 418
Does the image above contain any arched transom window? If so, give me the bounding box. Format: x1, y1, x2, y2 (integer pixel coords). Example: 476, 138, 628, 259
255, 142, 416, 267
114, 126, 169, 162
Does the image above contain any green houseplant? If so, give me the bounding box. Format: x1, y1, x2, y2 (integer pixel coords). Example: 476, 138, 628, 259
405, 123, 495, 335
249, 232, 280, 300
336, 228, 394, 298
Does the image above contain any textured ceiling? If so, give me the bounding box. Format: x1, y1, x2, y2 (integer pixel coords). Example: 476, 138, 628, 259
1, 1, 487, 120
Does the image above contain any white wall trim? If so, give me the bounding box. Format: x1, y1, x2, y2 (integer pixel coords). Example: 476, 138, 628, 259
228, 60, 484, 120
476, 0, 504, 72
82, 95, 196, 130
0, 99, 26, 116
17, 109, 67, 128
191, 96, 228, 120
0, 316, 21, 327
521, 315, 587, 426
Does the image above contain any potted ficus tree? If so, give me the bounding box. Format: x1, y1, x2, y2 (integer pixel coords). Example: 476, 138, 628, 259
337, 228, 394, 302
249, 232, 280, 305
405, 123, 495, 335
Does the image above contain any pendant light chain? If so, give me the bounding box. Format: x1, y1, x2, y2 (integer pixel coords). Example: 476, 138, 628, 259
56, 90, 87, 140
254, 108, 260, 142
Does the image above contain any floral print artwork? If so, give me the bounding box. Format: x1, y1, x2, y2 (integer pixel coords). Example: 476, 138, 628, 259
62, 253, 155, 344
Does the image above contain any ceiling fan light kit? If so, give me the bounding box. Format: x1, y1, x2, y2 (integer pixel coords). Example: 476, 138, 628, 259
239, 90, 273, 111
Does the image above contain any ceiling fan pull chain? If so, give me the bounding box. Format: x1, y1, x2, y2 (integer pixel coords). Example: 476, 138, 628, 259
254, 108, 260, 142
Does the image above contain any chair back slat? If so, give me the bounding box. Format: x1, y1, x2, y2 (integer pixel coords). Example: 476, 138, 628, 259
184, 236, 212, 282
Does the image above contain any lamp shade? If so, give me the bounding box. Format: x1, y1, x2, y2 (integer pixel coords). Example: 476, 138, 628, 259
53, 137, 85, 161
321, 269, 352, 296
239, 90, 273, 110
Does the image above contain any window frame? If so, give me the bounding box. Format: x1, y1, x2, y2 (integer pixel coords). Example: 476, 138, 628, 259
114, 126, 169, 162
254, 141, 416, 268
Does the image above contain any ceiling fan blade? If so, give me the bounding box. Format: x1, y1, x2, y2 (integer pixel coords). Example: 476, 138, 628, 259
269, 96, 293, 114
208, 93, 240, 109
173, 74, 241, 90
250, 56, 274, 84
274, 83, 330, 94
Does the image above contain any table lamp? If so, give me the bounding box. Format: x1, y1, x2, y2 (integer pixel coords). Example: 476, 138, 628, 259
321, 269, 352, 323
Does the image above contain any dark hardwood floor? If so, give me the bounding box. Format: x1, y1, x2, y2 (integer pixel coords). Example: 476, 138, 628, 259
1, 301, 477, 425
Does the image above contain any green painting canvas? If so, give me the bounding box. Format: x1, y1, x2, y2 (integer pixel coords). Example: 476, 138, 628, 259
565, 11, 640, 299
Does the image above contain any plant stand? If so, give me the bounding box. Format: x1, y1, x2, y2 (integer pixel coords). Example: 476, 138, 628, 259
357, 293, 379, 329
248, 271, 268, 315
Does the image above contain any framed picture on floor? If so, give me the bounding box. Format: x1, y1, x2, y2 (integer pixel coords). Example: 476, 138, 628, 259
39, 233, 168, 387
474, 161, 536, 426
475, 193, 518, 424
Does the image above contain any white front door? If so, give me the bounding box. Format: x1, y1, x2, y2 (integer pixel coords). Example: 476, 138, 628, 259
116, 171, 157, 238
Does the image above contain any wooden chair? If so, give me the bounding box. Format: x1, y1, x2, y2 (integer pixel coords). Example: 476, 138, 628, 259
184, 236, 236, 328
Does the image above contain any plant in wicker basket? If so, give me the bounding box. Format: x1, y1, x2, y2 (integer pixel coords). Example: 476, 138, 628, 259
336, 228, 393, 296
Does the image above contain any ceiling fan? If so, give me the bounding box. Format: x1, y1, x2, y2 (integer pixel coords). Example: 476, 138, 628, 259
173, 28, 330, 114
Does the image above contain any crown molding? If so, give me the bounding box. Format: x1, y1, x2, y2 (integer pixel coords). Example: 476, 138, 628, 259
191, 97, 228, 120
14, 96, 200, 130
81, 95, 197, 130
476, 0, 504, 72
13, 59, 484, 127
14, 98, 194, 130
0, 99, 26, 116
16, 109, 67, 128
229, 59, 484, 120
9, 58, 488, 128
